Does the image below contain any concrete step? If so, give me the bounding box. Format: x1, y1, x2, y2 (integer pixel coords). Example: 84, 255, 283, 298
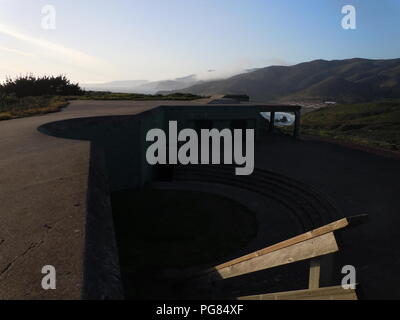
173, 166, 339, 231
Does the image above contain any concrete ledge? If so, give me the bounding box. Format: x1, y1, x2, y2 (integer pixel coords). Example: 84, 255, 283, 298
82, 144, 124, 300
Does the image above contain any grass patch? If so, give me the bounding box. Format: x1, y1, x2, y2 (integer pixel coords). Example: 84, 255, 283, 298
0, 96, 69, 120
0, 92, 204, 121
300, 100, 400, 151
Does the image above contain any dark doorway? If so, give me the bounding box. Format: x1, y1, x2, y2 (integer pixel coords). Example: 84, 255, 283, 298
195, 120, 214, 132
231, 119, 247, 130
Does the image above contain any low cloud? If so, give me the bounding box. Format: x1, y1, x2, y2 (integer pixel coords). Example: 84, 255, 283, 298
0, 46, 35, 57
196, 57, 290, 81
0, 23, 112, 72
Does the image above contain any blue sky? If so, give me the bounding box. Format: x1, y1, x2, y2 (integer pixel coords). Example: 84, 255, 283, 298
0, 0, 399, 83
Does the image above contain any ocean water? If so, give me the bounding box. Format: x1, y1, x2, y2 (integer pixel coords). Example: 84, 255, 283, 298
260, 112, 295, 127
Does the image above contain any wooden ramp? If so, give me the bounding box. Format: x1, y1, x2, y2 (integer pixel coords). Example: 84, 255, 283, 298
184, 216, 365, 300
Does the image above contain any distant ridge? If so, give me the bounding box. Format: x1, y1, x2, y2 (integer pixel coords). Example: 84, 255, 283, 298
172, 58, 400, 103
83, 75, 201, 94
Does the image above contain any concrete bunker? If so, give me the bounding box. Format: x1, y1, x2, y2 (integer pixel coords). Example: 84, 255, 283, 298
37, 104, 330, 300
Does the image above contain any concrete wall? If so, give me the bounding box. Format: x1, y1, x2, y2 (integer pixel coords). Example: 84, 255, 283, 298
83, 145, 124, 299
38, 105, 271, 192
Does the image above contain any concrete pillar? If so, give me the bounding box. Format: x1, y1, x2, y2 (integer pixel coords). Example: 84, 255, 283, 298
268, 112, 276, 133
138, 119, 145, 186
294, 110, 301, 139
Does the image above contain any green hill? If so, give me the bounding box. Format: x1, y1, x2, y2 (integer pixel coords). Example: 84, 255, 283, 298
301, 100, 400, 151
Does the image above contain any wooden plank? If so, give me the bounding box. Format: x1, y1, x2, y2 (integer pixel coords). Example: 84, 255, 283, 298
214, 218, 348, 272
238, 286, 358, 300
213, 232, 338, 280
183, 219, 351, 282
308, 258, 321, 289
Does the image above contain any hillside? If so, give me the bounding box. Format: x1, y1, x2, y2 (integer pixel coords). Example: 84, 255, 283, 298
134, 75, 201, 94
82, 80, 149, 93
83, 75, 202, 94
175, 58, 400, 103
300, 100, 400, 151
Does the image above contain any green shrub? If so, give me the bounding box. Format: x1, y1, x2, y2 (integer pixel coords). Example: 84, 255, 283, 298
0, 75, 83, 98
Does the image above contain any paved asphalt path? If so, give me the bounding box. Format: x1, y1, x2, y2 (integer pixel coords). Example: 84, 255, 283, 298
0, 100, 192, 299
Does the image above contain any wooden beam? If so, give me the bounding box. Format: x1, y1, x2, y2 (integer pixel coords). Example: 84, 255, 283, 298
214, 218, 348, 272
309, 258, 321, 289
214, 232, 338, 280
183, 218, 350, 282
238, 286, 358, 300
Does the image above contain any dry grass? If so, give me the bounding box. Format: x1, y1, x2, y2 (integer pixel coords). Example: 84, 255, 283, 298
0, 92, 204, 121
0, 96, 69, 121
